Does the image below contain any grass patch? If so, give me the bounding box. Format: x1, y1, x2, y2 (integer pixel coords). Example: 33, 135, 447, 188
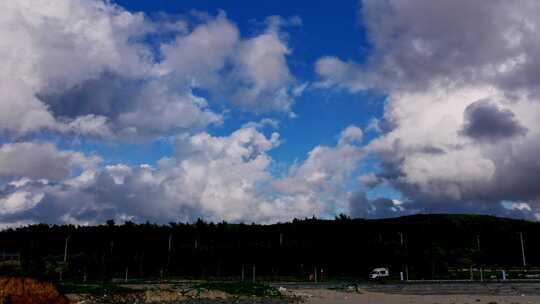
196, 281, 282, 297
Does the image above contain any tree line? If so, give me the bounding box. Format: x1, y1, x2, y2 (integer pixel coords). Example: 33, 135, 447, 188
0, 214, 538, 282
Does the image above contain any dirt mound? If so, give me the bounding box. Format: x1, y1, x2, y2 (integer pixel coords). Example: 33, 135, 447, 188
0, 277, 68, 304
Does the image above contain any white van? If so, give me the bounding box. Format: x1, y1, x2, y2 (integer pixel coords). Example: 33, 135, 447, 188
369, 267, 389, 279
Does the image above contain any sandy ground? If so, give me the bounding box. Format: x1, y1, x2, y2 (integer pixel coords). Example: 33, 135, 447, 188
296, 289, 540, 304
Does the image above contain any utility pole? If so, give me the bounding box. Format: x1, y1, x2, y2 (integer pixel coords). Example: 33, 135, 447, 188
519, 232, 527, 267
167, 234, 172, 267
476, 234, 482, 282
399, 232, 408, 281
64, 235, 71, 263
405, 264, 409, 281
60, 235, 71, 282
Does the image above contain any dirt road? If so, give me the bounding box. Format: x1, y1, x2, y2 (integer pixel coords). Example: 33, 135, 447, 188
298, 289, 540, 304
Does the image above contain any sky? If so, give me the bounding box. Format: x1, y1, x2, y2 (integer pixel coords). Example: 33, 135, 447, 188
2, 0, 540, 226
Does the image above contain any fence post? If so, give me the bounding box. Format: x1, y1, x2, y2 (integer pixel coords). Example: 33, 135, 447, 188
480, 268, 483, 282
405, 264, 409, 281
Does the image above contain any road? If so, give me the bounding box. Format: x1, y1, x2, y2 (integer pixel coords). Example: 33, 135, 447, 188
272, 281, 540, 295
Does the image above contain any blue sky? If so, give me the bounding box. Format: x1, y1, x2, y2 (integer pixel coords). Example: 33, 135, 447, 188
54, 0, 385, 182
107, 0, 379, 166
109, 0, 392, 206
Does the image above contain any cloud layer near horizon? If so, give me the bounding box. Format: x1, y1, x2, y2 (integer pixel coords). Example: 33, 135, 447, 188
0, 125, 363, 225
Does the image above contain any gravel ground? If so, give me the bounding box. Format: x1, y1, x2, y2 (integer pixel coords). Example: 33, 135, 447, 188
68, 282, 540, 304
70, 296, 298, 304
178, 299, 297, 304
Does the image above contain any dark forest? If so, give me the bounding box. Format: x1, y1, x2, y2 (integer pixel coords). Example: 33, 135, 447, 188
0, 214, 538, 282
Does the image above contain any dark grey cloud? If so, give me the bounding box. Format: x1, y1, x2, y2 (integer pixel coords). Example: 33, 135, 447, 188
361, 0, 515, 89
0, 142, 100, 181
38, 73, 139, 120
366, 132, 540, 217
349, 191, 412, 219
318, 0, 540, 94
461, 100, 527, 142
39, 74, 221, 140
489, 137, 540, 202
0, 167, 201, 225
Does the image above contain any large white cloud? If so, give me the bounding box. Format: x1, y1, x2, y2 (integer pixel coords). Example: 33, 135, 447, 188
272, 125, 363, 213
0, 0, 152, 135
1, 1, 302, 139
158, 13, 239, 84
315, 0, 540, 219
0, 126, 364, 225
359, 85, 540, 219
159, 14, 301, 115
0, 191, 45, 216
